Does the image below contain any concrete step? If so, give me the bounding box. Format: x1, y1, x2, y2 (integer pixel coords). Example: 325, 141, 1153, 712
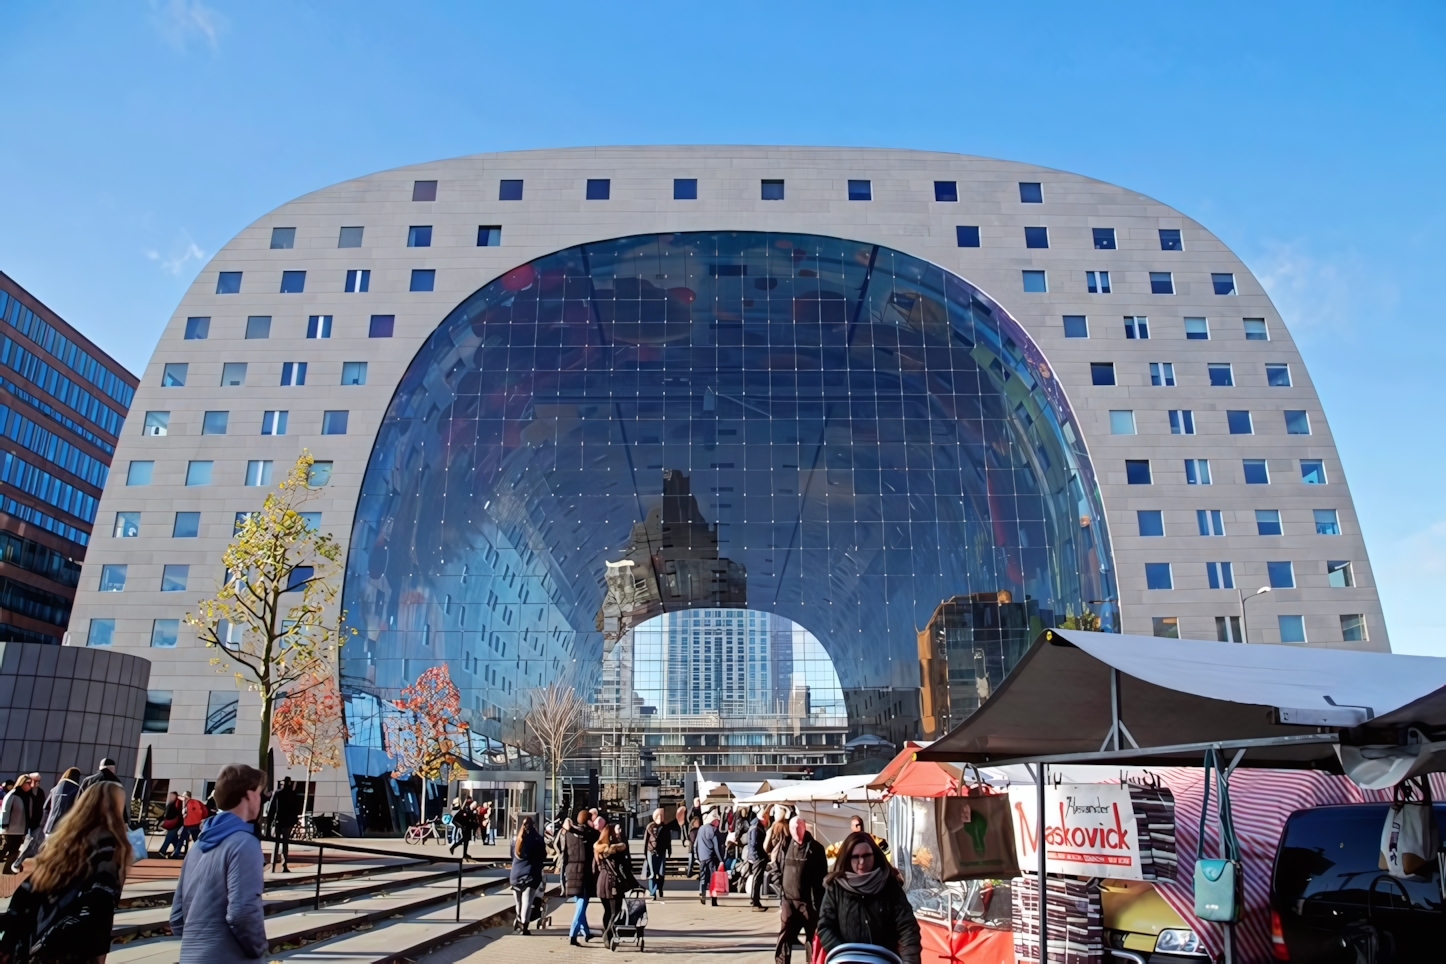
116, 856, 429, 908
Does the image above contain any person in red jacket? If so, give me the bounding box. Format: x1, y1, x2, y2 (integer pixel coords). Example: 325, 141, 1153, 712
180, 790, 206, 855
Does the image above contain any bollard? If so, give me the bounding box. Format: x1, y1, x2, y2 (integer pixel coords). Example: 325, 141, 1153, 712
455, 858, 463, 921
314, 844, 324, 910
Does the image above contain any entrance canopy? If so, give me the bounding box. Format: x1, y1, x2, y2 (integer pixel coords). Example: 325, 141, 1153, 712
918, 629, 1446, 769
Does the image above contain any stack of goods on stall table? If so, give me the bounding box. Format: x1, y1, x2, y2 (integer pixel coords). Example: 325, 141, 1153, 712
1011, 876, 1102, 964
1127, 783, 1177, 880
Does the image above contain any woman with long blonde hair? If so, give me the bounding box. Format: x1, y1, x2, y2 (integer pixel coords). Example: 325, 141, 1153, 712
0, 781, 133, 963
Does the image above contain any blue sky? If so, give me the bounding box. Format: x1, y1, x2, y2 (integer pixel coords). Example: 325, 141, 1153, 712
2, 1, 1443, 652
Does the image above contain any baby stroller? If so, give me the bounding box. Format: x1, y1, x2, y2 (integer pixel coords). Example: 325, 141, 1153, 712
606, 888, 649, 952
511, 884, 551, 932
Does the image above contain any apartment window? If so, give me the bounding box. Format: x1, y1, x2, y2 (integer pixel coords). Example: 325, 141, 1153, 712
1168, 410, 1195, 434
1243, 318, 1268, 340
1152, 617, 1179, 639
1209, 363, 1234, 386
221, 362, 247, 386
410, 269, 435, 292
143, 691, 172, 732
185, 461, 212, 486
261, 410, 288, 436
1022, 271, 1047, 292
1264, 364, 1292, 387
184, 316, 210, 339
412, 179, 437, 202
233, 511, 254, 535
1062, 315, 1088, 338
126, 461, 153, 485
1301, 460, 1327, 485
1340, 615, 1367, 642
201, 411, 229, 435
847, 180, 872, 201
268, 226, 296, 249
279, 271, 306, 293
1090, 362, 1116, 386
345, 269, 370, 292
205, 691, 239, 735
162, 363, 187, 387
300, 512, 321, 530
761, 180, 784, 200
307, 461, 333, 487
1228, 411, 1253, 434
1124, 316, 1149, 339
408, 225, 432, 247
1150, 272, 1175, 294
113, 512, 140, 538
584, 178, 611, 200
1327, 561, 1354, 588
1109, 410, 1136, 434
160, 564, 189, 592
99, 564, 127, 592
1184, 317, 1209, 340
1285, 410, 1311, 435
173, 512, 200, 538
499, 179, 523, 200
1137, 510, 1164, 536
1256, 509, 1282, 535
278, 362, 306, 386
1018, 182, 1043, 203
322, 411, 349, 435
1149, 362, 1176, 387
369, 315, 395, 338
934, 181, 958, 202
1267, 561, 1295, 589
1314, 509, 1341, 535
341, 362, 368, 385
216, 272, 242, 294
1125, 460, 1152, 484
144, 411, 169, 436
151, 619, 180, 649
338, 226, 364, 248
1212, 273, 1237, 295
241, 315, 271, 339
956, 226, 980, 248
283, 566, 314, 593
88, 619, 115, 647
1217, 616, 1243, 642
1279, 615, 1306, 644
1159, 229, 1183, 251
1087, 271, 1110, 293
1243, 459, 1269, 484
1198, 509, 1225, 536
476, 226, 501, 246
674, 178, 698, 200
244, 460, 274, 487
307, 315, 333, 338
1206, 561, 1235, 590
1024, 227, 1049, 249
1185, 459, 1211, 484
1092, 227, 1116, 249
1145, 563, 1173, 590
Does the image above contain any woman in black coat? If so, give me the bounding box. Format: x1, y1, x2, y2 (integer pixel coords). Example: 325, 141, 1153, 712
817, 831, 921, 964
593, 823, 638, 947
509, 816, 547, 935
560, 811, 600, 945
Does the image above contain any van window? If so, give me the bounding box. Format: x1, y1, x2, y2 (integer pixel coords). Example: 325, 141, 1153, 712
1275, 804, 1446, 911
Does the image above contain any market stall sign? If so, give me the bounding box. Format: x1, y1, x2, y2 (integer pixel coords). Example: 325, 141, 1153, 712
1008, 783, 1143, 879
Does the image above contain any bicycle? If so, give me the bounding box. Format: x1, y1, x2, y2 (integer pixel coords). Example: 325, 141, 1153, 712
404, 820, 440, 845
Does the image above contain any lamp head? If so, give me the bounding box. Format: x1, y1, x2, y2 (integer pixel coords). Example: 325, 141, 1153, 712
1256, 586, 1272, 595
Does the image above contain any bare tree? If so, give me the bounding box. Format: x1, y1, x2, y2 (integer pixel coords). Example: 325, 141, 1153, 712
524, 681, 587, 820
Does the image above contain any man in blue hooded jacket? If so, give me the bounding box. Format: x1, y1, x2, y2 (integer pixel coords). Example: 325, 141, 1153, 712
170, 764, 268, 963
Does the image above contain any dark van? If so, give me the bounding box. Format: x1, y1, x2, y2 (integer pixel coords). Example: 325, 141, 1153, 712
1272, 803, 1445, 961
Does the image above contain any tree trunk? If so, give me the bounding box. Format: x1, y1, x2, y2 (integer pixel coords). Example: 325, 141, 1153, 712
258, 688, 274, 772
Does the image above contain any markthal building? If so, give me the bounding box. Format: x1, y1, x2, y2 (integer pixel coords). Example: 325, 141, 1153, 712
72, 148, 1385, 826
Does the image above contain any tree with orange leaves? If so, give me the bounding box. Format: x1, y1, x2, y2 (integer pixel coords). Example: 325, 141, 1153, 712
383, 663, 465, 781
272, 670, 350, 815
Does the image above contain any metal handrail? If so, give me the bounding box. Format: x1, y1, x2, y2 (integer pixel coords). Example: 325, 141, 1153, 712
263, 835, 482, 921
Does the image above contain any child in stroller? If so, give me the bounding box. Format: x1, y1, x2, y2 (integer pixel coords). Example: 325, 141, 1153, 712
606, 887, 649, 952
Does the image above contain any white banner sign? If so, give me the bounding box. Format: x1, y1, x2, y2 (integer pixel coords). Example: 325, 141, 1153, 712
1007, 783, 1142, 879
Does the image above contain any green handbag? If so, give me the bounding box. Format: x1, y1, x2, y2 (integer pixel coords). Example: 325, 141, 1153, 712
1193, 748, 1242, 922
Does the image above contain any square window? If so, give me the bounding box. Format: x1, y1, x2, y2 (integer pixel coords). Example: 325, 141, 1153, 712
956, 225, 981, 247
162, 363, 187, 387
1152, 617, 1179, 639
1124, 316, 1149, 339
160, 564, 189, 592
1018, 182, 1043, 203
216, 271, 242, 294
279, 270, 306, 293
341, 362, 367, 385
233, 511, 254, 534
99, 564, 127, 591
338, 226, 364, 248
1256, 509, 1282, 535
244, 315, 271, 339
1314, 509, 1341, 535
1328, 560, 1354, 588
1228, 410, 1253, 434
345, 269, 370, 292
1243, 459, 1269, 484
369, 314, 395, 338
143, 690, 172, 732
1185, 459, 1211, 484
1109, 410, 1136, 434
205, 691, 238, 734
269, 227, 295, 249
1022, 270, 1047, 292
1090, 362, 1116, 386
185, 460, 212, 486
184, 316, 210, 340
261, 410, 288, 435
1092, 227, 1116, 250
88, 618, 115, 647
1267, 560, 1295, 588
1198, 509, 1225, 536
1340, 614, 1366, 642
322, 410, 349, 435
280, 362, 307, 386
300, 512, 321, 530
113, 512, 140, 538
408, 225, 432, 247
307, 315, 333, 338
1301, 460, 1327, 484
1125, 460, 1152, 484
410, 269, 435, 292
476, 226, 501, 246
1150, 362, 1176, 386
151, 619, 180, 648
307, 461, 333, 487
1212, 273, 1237, 295
1150, 272, 1175, 294
1278, 615, 1306, 644
674, 178, 698, 200
1285, 410, 1311, 435
201, 410, 228, 435
499, 179, 523, 200
1063, 315, 1088, 338
1265, 364, 1292, 387
761, 180, 785, 200
1137, 510, 1164, 536
412, 179, 437, 202
1168, 410, 1195, 434
126, 461, 153, 485
1217, 615, 1243, 641
173, 511, 200, 538
1206, 561, 1235, 590
1087, 271, 1111, 293
221, 362, 247, 386
1024, 226, 1049, 248
1184, 317, 1209, 340
1145, 563, 1173, 589
284, 565, 314, 593
1244, 318, 1268, 340
847, 180, 872, 201
245, 460, 274, 486
586, 178, 611, 200
1209, 363, 1234, 386
934, 181, 958, 202
1159, 229, 1183, 251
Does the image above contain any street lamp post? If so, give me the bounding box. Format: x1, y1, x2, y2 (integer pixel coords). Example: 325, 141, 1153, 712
1236, 586, 1272, 643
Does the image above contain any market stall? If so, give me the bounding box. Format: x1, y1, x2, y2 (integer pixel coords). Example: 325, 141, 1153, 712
736, 773, 884, 845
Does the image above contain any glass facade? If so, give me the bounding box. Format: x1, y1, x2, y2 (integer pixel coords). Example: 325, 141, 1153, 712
341, 231, 1115, 777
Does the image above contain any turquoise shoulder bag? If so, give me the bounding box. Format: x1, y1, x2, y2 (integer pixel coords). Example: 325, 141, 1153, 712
1193, 747, 1242, 922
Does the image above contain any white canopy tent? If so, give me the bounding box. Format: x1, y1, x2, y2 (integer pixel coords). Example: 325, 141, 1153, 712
735, 774, 886, 845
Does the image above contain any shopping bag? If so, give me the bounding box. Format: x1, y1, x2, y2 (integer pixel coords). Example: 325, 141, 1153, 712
127, 825, 149, 863
1379, 776, 1439, 878
708, 866, 730, 896
935, 792, 1018, 880
810, 932, 825, 964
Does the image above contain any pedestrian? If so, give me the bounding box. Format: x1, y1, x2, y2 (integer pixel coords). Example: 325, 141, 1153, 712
14, 772, 45, 870
746, 807, 771, 910
158, 790, 185, 858
774, 816, 827, 964
559, 808, 599, 946
642, 807, 671, 900
181, 790, 206, 854
680, 806, 696, 877
694, 810, 725, 907
477, 802, 491, 848
77, 758, 121, 795
169, 764, 269, 963
509, 815, 546, 935
818, 831, 921, 964
40, 767, 82, 844
0, 780, 134, 963
448, 798, 476, 859
593, 820, 637, 947
266, 777, 302, 872
0, 775, 33, 874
